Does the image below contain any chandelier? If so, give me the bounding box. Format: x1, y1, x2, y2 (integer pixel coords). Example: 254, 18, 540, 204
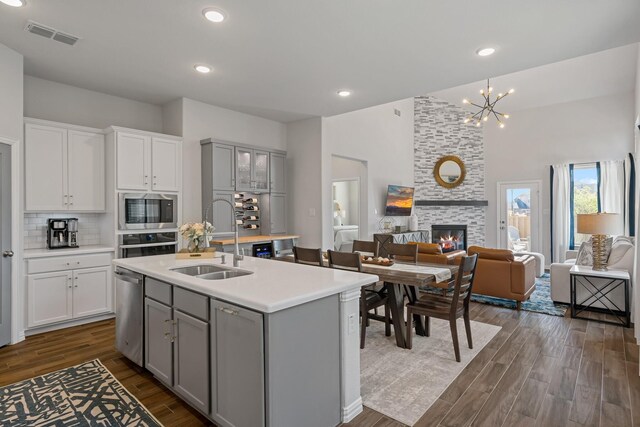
462, 79, 514, 128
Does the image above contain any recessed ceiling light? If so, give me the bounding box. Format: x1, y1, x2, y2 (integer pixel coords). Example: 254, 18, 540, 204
1, 0, 25, 7
476, 47, 496, 57
337, 90, 352, 97
203, 8, 226, 23
194, 64, 212, 74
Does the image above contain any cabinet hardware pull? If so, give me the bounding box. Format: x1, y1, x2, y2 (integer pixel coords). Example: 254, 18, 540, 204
219, 307, 238, 315
66, 262, 70, 266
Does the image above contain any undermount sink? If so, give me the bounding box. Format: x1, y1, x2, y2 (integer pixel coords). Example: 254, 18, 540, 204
171, 264, 253, 280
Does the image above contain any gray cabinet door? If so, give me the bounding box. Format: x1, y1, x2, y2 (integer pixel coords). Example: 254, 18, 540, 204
211, 300, 265, 427
145, 297, 173, 385
235, 147, 253, 192
210, 191, 235, 235
269, 153, 286, 194
212, 143, 235, 191
270, 194, 286, 234
173, 310, 210, 414
253, 150, 270, 193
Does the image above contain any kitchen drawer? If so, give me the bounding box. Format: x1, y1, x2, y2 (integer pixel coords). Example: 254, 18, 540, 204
145, 277, 172, 306
173, 287, 208, 321
27, 253, 112, 274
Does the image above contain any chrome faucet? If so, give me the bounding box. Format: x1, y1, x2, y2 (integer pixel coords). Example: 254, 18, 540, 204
203, 198, 243, 267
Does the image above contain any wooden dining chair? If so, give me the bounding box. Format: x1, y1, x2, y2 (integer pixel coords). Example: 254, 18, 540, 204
293, 246, 324, 267
327, 250, 391, 348
386, 242, 418, 264
405, 254, 479, 362
352, 240, 380, 258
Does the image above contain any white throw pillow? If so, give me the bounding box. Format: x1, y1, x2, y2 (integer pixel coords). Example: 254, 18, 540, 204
608, 237, 634, 265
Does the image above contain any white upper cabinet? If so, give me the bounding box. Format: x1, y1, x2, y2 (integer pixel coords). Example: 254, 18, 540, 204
151, 137, 181, 192
25, 122, 105, 212
116, 132, 150, 191
68, 130, 106, 211
116, 131, 181, 192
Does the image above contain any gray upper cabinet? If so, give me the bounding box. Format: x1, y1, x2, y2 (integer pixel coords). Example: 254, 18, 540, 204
145, 297, 173, 385
173, 310, 210, 414
207, 191, 235, 234
235, 147, 253, 192
211, 300, 265, 427
269, 153, 286, 194
235, 147, 270, 193
211, 143, 235, 191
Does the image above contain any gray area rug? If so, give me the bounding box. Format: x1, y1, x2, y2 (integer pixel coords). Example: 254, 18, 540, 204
0, 359, 162, 426
361, 318, 501, 426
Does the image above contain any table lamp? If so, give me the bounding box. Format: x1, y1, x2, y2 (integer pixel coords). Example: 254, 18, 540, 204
576, 213, 620, 270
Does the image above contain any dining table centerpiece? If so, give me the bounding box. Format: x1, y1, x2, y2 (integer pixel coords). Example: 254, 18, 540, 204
179, 221, 215, 253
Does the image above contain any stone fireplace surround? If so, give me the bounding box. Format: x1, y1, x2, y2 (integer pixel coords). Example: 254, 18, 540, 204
414, 96, 486, 248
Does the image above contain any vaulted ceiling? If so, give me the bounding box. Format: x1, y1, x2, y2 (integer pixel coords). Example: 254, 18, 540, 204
1, 0, 639, 122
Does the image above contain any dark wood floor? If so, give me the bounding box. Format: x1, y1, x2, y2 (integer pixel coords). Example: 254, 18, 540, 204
0, 302, 637, 427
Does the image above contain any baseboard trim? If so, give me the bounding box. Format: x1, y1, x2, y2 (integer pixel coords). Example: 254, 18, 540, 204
25, 313, 115, 337
342, 396, 363, 423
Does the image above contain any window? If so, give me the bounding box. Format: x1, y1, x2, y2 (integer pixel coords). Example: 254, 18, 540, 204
572, 163, 599, 247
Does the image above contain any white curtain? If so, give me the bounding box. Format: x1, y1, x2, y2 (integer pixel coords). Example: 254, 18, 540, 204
599, 160, 625, 236
552, 164, 571, 262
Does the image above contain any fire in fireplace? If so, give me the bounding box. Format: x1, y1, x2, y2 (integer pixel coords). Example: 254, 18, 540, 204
432, 225, 467, 253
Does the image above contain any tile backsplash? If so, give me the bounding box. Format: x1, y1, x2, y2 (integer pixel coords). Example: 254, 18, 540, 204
24, 213, 103, 249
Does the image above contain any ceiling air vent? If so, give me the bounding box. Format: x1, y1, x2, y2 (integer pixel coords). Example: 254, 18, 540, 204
24, 20, 80, 46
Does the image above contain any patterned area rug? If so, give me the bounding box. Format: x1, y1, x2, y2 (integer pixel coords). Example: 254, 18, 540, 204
0, 359, 162, 426
470, 274, 568, 316
361, 318, 501, 426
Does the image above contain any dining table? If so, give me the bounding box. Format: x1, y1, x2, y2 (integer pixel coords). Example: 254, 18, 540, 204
274, 255, 458, 349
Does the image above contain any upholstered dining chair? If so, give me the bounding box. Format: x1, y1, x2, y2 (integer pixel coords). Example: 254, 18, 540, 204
405, 254, 478, 362
293, 246, 324, 267
327, 250, 391, 348
352, 240, 380, 258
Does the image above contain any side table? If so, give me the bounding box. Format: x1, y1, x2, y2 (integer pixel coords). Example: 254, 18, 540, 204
569, 265, 630, 327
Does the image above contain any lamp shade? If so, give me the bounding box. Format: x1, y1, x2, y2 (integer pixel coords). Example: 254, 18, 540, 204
576, 213, 620, 235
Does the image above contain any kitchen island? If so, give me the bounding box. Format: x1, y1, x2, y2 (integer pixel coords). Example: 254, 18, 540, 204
113, 254, 377, 427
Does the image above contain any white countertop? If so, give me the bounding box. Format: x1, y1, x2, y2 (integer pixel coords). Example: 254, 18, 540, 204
569, 265, 630, 280
24, 245, 116, 259
113, 254, 379, 313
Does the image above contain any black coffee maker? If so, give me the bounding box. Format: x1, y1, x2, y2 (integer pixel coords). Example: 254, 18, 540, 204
47, 218, 79, 249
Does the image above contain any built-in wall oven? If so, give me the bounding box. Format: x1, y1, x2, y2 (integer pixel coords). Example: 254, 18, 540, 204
119, 193, 178, 230
119, 232, 178, 258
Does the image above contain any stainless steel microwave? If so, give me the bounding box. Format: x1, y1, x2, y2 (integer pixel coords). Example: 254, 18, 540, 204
118, 193, 178, 230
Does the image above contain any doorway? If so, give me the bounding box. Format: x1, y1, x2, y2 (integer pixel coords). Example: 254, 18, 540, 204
331, 156, 367, 252
497, 181, 541, 253
0, 142, 12, 347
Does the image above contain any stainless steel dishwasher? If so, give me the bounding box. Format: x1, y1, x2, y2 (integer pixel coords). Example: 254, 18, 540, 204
115, 267, 144, 366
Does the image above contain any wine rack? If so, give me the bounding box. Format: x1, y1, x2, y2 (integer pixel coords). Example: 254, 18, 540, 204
234, 193, 261, 231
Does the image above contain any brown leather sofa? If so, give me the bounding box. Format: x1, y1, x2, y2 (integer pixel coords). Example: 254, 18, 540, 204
408, 242, 465, 265
467, 246, 536, 310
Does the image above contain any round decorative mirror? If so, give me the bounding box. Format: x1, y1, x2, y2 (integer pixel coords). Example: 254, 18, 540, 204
434, 155, 466, 189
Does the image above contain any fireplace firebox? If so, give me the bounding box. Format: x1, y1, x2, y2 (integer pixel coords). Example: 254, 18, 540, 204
432, 224, 467, 253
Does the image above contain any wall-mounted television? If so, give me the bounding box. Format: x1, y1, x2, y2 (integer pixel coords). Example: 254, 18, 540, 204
384, 185, 415, 216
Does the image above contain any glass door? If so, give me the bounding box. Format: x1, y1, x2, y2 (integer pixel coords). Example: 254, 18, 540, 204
497, 181, 541, 253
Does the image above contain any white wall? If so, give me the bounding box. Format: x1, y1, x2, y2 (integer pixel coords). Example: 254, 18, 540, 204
162, 98, 183, 136
483, 92, 636, 263
287, 117, 323, 246
634, 43, 640, 342
0, 43, 23, 142
180, 98, 287, 223
24, 76, 163, 132
321, 99, 414, 248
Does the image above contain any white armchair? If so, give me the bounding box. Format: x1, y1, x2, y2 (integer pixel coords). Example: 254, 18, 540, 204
550, 237, 634, 309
